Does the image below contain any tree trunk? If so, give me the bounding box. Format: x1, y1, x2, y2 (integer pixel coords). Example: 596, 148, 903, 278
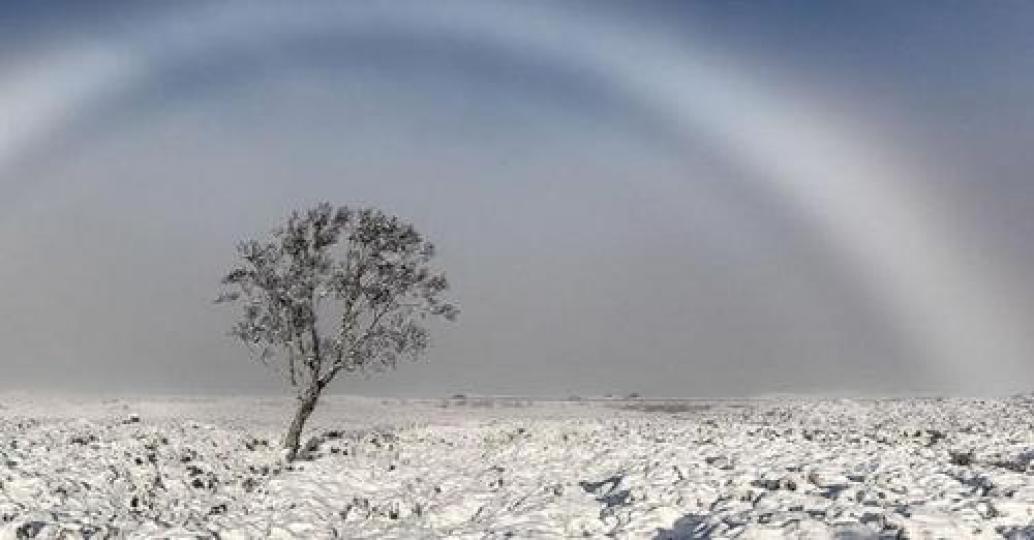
283, 386, 321, 461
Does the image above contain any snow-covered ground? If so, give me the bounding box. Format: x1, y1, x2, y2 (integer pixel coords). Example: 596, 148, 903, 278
0, 393, 1032, 539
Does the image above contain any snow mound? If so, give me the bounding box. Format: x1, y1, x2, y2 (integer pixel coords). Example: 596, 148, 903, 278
0, 395, 1032, 538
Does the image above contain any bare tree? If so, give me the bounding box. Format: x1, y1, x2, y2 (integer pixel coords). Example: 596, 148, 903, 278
217, 203, 457, 460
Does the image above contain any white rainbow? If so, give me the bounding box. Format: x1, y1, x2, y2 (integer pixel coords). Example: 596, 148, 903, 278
0, 2, 1026, 392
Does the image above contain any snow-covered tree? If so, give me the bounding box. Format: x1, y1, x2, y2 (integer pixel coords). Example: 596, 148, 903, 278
217, 203, 457, 459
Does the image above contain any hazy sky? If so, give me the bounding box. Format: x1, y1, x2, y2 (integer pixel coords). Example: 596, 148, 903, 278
2, 1, 1034, 397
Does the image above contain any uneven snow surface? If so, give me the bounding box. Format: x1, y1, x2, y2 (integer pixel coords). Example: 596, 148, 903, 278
0, 394, 1033, 539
